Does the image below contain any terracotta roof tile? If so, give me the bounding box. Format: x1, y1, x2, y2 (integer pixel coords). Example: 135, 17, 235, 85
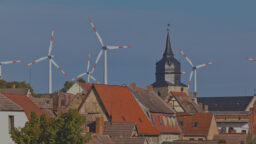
78, 82, 91, 92
2, 93, 45, 120
0, 93, 23, 111
150, 113, 181, 134
176, 112, 214, 135
92, 84, 160, 135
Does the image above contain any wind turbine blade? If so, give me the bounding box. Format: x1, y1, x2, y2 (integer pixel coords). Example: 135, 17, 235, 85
106, 45, 131, 50
51, 59, 67, 76
179, 72, 188, 74
90, 49, 103, 75
72, 72, 87, 81
25, 56, 48, 67
48, 27, 55, 56
87, 52, 91, 73
196, 61, 214, 69
90, 75, 99, 83
89, 18, 104, 47
188, 70, 194, 90
1, 60, 24, 65
178, 48, 194, 67
246, 57, 256, 62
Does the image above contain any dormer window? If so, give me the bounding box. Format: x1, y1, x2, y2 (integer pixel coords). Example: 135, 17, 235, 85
158, 116, 162, 125
193, 122, 198, 127
151, 115, 155, 125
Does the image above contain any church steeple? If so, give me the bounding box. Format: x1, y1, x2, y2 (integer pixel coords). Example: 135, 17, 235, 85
163, 24, 174, 57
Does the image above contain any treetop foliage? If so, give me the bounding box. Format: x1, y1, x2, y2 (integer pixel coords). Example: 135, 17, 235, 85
11, 109, 90, 144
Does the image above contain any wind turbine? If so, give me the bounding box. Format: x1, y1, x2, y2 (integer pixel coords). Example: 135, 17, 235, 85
178, 48, 214, 95
25, 28, 67, 94
0, 60, 24, 79
88, 18, 130, 84
72, 52, 99, 83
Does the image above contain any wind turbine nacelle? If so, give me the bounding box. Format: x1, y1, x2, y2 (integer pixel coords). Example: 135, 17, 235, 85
48, 55, 54, 59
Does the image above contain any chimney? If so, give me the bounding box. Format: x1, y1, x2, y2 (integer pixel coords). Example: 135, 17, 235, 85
193, 92, 197, 103
96, 116, 104, 134
146, 85, 153, 91
198, 102, 203, 110
129, 83, 136, 89
188, 91, 192, 101
204, 105, 208, 112
12, 84, 16, 88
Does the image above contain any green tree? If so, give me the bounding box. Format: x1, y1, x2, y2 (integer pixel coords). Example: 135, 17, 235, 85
60, 81, 74, 92
11, 109, 89, 144
0, 79, 34, 95
77, 78, 86, 83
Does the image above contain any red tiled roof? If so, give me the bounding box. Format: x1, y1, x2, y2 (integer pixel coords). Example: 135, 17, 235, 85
92, 84, 160, 135
78, 82, 91, 92
150, 113, 181, 133
169, 91, 187, 97
3, 93, 46, 120
176, 112, 214, 135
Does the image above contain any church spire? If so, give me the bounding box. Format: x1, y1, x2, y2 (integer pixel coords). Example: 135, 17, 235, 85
163, 24, 174, 57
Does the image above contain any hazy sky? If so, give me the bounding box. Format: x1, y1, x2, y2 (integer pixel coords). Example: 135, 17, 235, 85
1, 0, 256, 97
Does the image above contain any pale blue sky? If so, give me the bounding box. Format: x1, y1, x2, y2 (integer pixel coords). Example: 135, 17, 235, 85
1, 0, 256, 96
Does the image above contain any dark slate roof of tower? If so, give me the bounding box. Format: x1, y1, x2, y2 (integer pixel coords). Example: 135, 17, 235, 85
197, 96, 253, 111
163, 31, 174, 57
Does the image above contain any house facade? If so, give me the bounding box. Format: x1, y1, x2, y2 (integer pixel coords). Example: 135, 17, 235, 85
0, 94, 27, 144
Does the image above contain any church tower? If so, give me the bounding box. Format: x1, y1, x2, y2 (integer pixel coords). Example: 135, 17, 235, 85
152, 25, 187, 99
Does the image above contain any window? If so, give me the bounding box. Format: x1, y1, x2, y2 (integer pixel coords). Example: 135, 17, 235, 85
158, 92, 161, 96
151, 115, 155, 125
181, 87, 184, 92
193, 122, 198, 127
9, 115, 14, 132
189, 138, 194, 141
158, 116, 162, 125
180, 121, 183, 126
121, 116, 126, 121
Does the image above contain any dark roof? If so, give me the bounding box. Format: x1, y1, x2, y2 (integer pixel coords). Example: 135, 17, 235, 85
103, 122, 146, 144
197, 96, 253, 111
163, 31, 174, 57
104, 122, 136, 138
0, 93, 23, 111
129, 86, 175, 114
0, 88, 29, 95
29, 97, 53, 109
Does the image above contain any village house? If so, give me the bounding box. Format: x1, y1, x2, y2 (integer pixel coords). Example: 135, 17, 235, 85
78, 84, 161, 144
129, 83, 182, 143
176, 112, 219, 141
197, 96, 256, 134
0, 93, 45, 144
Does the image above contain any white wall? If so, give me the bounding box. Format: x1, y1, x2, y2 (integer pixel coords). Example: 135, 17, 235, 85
0, 111, 27, 144
67, 83, 84, 95
218, 122, 249, 134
